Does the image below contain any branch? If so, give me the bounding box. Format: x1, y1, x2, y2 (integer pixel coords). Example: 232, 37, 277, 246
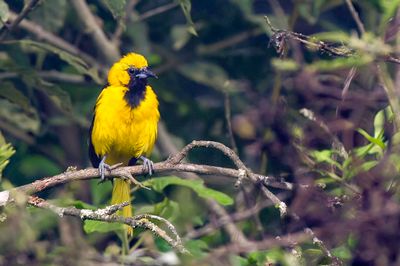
0, 141, 293, 207
208, 230, 310, 258
28, 196, 188, 254
185, 199, 278, 239
0, 0, 41, 40
111, 0, 139, 46
344, 0, 365, 35
71, 0, 120, 64
138, 2, 179, 21
305, 228, 343, 265
6, 12, 101, 70
0, 71, 86, 84
264, 15, 400, 65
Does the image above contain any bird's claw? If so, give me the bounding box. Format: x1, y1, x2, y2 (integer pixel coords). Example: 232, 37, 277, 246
140, 156, 154, 176
98, 156, 112, 183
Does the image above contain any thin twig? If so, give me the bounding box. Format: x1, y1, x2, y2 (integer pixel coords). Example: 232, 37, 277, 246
138, 2, 179, 21
344, 0, 366, 35
111, 0, 139, 45
0, 71, 86, 84
0, 0, 41, 40
185, 199, 277, 239
224, 92, 239, 154
28, 196, 188, 253
259, 181, 287, 217
305, 228, 343, 265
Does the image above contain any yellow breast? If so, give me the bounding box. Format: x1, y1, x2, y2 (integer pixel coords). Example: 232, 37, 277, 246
91, 85, 160, 165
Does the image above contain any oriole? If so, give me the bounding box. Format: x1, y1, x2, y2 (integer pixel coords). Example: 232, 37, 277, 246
89, 53, 160, 235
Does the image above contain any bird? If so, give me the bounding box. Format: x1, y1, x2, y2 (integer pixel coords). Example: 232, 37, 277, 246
88, 52, 160, 236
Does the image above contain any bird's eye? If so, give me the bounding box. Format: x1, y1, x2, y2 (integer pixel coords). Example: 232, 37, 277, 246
128, 68, 135, 74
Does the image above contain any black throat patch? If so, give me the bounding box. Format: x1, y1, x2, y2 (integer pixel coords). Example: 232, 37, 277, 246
125, 78, 147, 108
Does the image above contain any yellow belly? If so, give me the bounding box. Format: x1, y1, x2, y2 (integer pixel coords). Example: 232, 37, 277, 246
91, 85, 159, 165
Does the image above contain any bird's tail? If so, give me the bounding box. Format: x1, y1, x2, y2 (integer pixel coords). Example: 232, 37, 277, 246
111, 178, 133, 236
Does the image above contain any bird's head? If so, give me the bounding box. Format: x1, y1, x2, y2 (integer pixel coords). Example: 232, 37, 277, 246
108, 53, 157, 87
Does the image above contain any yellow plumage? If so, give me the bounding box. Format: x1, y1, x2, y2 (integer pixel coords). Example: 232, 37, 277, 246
89, 53, 160, 236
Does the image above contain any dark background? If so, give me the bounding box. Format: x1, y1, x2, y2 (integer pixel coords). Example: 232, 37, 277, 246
0, 0, 399, 265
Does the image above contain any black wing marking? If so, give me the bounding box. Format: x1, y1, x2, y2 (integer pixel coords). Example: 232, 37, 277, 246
88, 115, 101, 167
128, 157, 138, 166
88, 83, 109, 167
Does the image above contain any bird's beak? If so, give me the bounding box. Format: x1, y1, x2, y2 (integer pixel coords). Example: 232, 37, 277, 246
136, 68, 158, 79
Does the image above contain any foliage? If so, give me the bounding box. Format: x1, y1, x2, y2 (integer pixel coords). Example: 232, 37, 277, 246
0, 0, 400, 265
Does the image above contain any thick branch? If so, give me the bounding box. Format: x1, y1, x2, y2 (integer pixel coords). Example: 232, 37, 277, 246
1, 161, 291, 206
1, 140, 293, 204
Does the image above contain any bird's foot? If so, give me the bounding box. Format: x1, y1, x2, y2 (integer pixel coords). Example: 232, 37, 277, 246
98, 156, 112, 183
140, 156, 154, 176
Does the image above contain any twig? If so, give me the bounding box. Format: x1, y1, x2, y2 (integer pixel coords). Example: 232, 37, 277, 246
0, 71, 86, 84
224, 92, 238, 154
0, 0, 41, 40
168, 140, 251, 174
344, 0, 366, 36
111, 0, 139, 45
28, 196, 188, 254
304, 228, 343, 265
138, 2, 179, 21
198, 28, 263, 55
259, 183, 287, 217
185, 199, 277, 239
265, 16, 353, 58
208, 231, 310, 257
6, 12, 101, 70
70, 0, 120, 64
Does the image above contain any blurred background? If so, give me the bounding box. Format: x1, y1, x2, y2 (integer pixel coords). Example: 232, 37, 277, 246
1, 0, 400, 265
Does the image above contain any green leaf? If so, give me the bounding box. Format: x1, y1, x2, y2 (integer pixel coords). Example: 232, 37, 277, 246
357, 128, 386, 150
143, 176, 234, 206
8, 40, 101, 83
185, 239, 208, 258
90, 179, 112, 206
306, 55, 373, 72
0, 81, 33, 113
0, 0, 9, 29
125, 19, 150, 55
0, 134, 15, 179
35, 80, 73, 113
102, 0, 127, 19
178, 0, 198, 36
380, 0, 400, 32
153, 198, 180, 221
178, 61, 233, 92
310, 150, 342, 169
171, 24, 192, 50
0, 99, 40, 134
311, 31, 350, 43
271, 59, 299, 72
358, 160, 379, 173
331, 245, 352, 259
29, 0, 67, 32
83, 220, 124, 234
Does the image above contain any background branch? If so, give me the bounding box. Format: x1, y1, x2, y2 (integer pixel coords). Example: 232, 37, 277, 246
28, 197, 188, 254
0, 0, 40, 40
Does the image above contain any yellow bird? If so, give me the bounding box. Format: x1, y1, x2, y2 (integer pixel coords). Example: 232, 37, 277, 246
89, 53, 160, 235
